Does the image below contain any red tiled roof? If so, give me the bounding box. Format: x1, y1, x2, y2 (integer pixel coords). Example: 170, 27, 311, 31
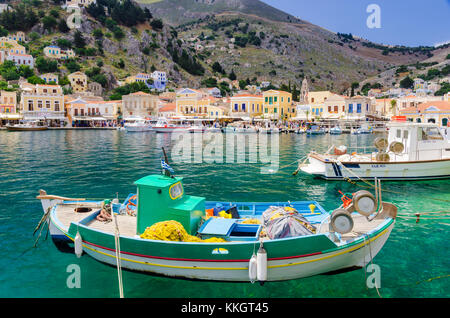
400, 101, 450, 113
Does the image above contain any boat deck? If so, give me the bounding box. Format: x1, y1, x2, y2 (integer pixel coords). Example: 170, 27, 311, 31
55, 202, 387, 243
318, 214, 386, 242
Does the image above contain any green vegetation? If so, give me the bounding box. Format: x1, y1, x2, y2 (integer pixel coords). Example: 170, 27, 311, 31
399, 76, 414, 89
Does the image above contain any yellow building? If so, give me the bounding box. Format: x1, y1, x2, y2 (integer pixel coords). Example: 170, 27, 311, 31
308, 91, 336, 104
176, 88, 211, 117
400, 101, 450, 126
0, 90, 17, 114
43, 46, 75, 60
40, 73, 59, 84
0, 37, 26, 56
68, 71, 88, 93
230, 94, 263, 118
125, 73, 152, 85
122, 91, 159, 118
21, 84, 65, 123
262, 90, 295, 120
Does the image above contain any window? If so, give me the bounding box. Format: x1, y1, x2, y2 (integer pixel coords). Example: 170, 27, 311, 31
311, 98, 315, 103
274, 97, 278, 103
320, 108, 323, 113
265, 97, 268, 103
357, 104, 362, 113
46, 101, 50, 108
281, 97, 283, 102
38, 100, 42, 108
396, 129, 401, 138
348, 104, 353, 113
74, 109, 78, 116
269, 97, 273, 104
265, 108, 268, 113
274, 108, 277, 113
403, 130, 409, 139
334, 106, 338, 113
28, 100, 33, 111
242, 103, 245, 111
328, 106, 332, 112
234, 103, 238, 111
343, 106, 345, 112
288, 97, 290, 103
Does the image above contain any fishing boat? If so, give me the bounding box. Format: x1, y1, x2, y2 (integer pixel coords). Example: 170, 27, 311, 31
123, 117, 153, 132
329, 126, 343, 135
235, 126, 258, 133
152, 119, 189, 133
307, 125, 326, 135
37, 164, 397, 283
6, 120, 48, 131
352, 123, 372, 135
300, 122, 450, 180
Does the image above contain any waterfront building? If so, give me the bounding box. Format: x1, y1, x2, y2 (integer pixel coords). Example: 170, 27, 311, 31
344, 96, 375, 120
0, 90, 18, 121
122, 91, 159, 118
66, 97, 120, 124
68, 71, 88, 93
158, 102, 177, 118
176, 88, 209, 117
20, 84, 65, 124
321, 94, 348, 119
262, 90, 296, 120
229, 93, 264, 119
400, 101, 450, 126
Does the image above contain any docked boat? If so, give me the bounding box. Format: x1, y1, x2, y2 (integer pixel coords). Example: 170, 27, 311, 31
123, 117, 153, 132
235, 126, 258, 133
188, 125, 206, 133
329, 126, 343, 135
152, 119, 189, 133
352, 124, 372, 135
300, 122, 450, 180
6, 120, 48, 131
307, 125, 326, 135
37, 169, 397, 283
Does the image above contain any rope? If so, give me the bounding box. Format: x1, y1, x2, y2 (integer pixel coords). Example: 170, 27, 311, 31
335, 160, 450, 203
113, 213, 124, 298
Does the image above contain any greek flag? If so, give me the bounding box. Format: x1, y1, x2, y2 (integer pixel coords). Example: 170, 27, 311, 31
161, 159, 175, 174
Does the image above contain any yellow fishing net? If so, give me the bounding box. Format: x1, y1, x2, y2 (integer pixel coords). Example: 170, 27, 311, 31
140, 220, 227, 243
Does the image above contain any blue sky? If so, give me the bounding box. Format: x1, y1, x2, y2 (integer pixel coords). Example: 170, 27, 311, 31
261, 0, 450, 47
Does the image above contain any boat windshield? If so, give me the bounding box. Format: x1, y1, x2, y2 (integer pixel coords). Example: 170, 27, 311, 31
419, 127, 444, 140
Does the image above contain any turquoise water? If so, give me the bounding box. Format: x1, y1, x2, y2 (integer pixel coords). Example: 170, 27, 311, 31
0, 130, 448, 298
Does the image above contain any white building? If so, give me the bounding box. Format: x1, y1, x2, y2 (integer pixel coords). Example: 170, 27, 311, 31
6, 53, 34, 68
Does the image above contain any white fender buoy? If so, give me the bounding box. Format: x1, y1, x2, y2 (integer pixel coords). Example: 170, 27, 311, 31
248, 254, 257, 283
256, 242, 267, 285
74, 231, 83, 258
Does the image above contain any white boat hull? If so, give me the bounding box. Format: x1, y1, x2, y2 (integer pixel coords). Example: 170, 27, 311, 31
76, 221, 393, 282
302, 155, 450, 180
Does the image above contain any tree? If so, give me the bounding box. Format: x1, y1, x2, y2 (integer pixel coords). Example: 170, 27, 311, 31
74, 31, 86, 48
42, 15, 57, 30
390, 99, 397, 116
58, 19, 70, 33
212, 61, 224, 74
35, 57, 58, 73
229, 70, 236, 81
399, 76, 414, 89
150, 19, 163, 31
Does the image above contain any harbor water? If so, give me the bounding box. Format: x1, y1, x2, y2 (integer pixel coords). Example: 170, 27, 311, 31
0, 129, 448, 298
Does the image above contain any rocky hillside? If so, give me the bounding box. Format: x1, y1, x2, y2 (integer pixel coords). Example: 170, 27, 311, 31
0, 0, 447, 99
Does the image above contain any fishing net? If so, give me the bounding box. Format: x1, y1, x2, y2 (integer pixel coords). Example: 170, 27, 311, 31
262, 206, 316, 239
140, 220, 227, 243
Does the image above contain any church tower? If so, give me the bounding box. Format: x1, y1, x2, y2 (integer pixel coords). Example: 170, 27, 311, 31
300, 77, 309, 103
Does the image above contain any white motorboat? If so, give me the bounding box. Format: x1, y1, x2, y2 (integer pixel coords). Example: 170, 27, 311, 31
188, 125, 206, 133
123, 117, 153, 132
152, 119, 189, 133
300, 122, 450, 180
6, 120, 48, 131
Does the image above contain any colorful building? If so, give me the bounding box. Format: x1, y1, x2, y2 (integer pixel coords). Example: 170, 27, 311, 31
5, 52, 34, 68
400, 101, 450, 127
262, 90, 295, 120
68, 71, 88, 93
40, 73, 59, 84
122, 91, 159, 118
43, 46, 75, 60
344, 96, 375, 120
21, 84, 65, 123
229, 94, 264, 118
176, 88, 209, 117
0, 90, 17, 115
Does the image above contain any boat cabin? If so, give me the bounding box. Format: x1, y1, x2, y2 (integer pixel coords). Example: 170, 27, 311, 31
387, 122, 449, 161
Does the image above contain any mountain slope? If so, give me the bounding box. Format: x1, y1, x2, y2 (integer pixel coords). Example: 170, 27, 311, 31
138, 0, 303, 25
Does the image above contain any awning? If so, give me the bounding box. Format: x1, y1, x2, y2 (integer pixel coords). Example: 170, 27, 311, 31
0, 113, 22, 119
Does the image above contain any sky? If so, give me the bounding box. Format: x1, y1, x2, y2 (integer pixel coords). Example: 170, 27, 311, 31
261, 0, 450, 47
